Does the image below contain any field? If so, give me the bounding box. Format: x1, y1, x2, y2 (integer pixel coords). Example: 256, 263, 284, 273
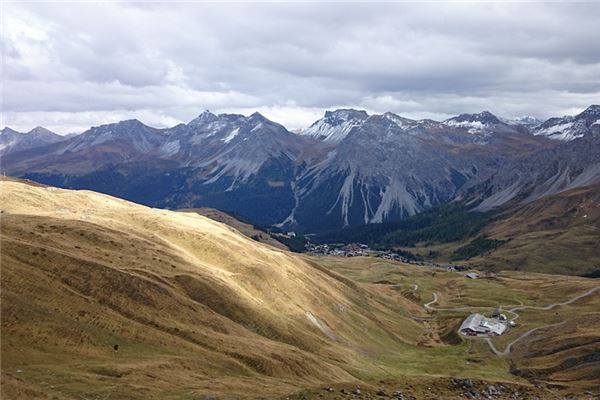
1, 178, 599, 399
311, 256, 600, 393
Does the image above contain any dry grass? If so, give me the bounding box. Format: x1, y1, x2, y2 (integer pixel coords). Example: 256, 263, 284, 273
1, 179, 598, 399
177, 207, 288, 250
315, 256, 600, 393
0, 179, 424, 399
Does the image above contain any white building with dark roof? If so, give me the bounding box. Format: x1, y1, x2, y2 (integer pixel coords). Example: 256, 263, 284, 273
459, 313, 507, 337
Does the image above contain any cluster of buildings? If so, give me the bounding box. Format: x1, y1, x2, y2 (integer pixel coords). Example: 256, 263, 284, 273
459, 309, 514, 337
304, 242, 474, 272
305, 243, 371, 257
305, 242, 427, 262
446, 265, 469, 273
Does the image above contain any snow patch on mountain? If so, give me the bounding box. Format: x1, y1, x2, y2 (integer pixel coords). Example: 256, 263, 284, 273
298, 109, 369, 143
533, 105, 600, 141
444, 119, 487, 133
222, 128, 240, 143
534, 121, 578, 141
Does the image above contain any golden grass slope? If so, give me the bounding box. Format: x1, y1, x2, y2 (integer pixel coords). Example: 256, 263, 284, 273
0, 178, 424, 399
178, 207, 288, 250
478, 184, 600, 275
403, 184, 600, 276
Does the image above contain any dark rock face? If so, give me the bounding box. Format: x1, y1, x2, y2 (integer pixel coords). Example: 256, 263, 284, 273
463, 131, 600, 211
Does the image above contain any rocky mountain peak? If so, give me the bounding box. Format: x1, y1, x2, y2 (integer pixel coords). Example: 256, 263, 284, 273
249, 111, 267, 120
447, 111, 502, 125
298, 109, 369, 143
382, 112, 418, 129
577, 104, 600, 120
27, 126, 60, 138
533, 105, 600, 141
111, 119, 145, 129
322, 109, 369, 125
443, 111, 504, 134
0, 126, 65, 156
503, 116, 542, 127
0, 127, 21, 136
188, 110, 219, 126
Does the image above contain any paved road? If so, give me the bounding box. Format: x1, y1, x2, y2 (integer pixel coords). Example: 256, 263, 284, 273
422, 286, 600, 356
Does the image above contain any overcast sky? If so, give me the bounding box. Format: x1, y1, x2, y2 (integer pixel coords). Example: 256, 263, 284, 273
2, 2, 600, 134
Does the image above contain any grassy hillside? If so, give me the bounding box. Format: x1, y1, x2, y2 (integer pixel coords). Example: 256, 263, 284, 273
1, 178, 598, 399
316, 184, 600, 276
316, 256, 600, 394
178, 207, 289, 250
411, 184, 600, 275
0, 179, 428, 399
472, 184, 600, 275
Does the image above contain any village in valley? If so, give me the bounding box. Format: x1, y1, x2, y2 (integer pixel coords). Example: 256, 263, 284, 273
304, 241, 469, 271
304, 240, 514, 339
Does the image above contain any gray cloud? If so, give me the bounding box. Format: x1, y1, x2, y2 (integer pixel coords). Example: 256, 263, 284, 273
2, 2, 599, 133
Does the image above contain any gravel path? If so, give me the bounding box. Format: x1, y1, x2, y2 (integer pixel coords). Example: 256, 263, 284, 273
422, 286, 600, 356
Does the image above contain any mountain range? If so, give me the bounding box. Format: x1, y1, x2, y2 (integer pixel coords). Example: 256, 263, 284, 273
2, 105, 599, 232
0, 126, 66, 156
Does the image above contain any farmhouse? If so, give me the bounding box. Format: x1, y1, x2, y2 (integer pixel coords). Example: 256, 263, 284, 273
459, 313, 507, 337
465, 272, 479, 279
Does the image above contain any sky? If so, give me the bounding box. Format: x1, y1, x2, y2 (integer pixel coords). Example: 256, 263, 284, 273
2, 1, 600, 134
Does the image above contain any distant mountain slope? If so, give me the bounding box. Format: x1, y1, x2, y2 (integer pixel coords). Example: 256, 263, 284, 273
0, 126, 65, 156
312, 183, 600, 276
2, 112, 317, 226
470, 184, 600, 275
286, 111, 548, 231
464, 129, 600, 212
532, 105, 600, 141
1, 105, 598, 232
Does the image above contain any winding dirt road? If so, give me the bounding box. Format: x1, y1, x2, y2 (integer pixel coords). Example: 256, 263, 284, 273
424, 292, 438, 309
484, 322, 566, 356
422, 286, 600, 356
